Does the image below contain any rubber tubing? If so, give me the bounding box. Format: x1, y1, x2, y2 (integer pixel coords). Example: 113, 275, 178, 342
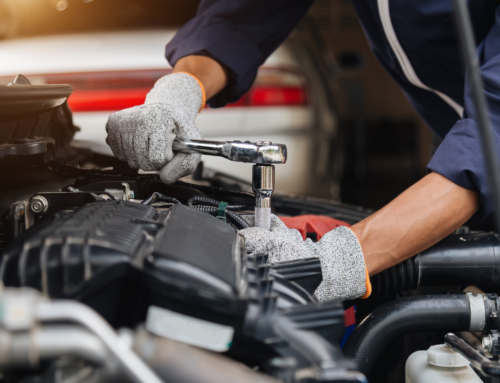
342, 294, 471, 376
187, 195, 254, 211
193, 205, 251, 229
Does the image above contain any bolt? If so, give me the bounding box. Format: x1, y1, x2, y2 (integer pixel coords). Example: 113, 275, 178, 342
30, 196, 48, 214
483, 334, 493, 352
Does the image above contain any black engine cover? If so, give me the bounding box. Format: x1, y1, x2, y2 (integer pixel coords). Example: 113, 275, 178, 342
152, 204, 246, 297
0, 201, 247, 326
0, 199, 351, 375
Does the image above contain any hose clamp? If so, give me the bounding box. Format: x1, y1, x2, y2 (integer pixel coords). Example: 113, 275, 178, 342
466, 292, 486, 332
217, 201, 228, 223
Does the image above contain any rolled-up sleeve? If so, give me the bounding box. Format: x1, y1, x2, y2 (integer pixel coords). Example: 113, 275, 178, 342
165, 0, 313, 107
428, 6, 500, 218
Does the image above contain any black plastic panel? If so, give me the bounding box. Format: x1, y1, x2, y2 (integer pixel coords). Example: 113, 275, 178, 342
0, 201, 246, 319
0, 74, 72, 116
0, 200, 156, 295
0, 75, 74, 162
153, 204, 238, 289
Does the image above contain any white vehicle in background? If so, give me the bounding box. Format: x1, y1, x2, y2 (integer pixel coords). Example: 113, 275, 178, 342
0, 0, 339, 197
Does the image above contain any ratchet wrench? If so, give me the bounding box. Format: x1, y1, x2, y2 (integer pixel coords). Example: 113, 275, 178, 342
172, 139, 287, 164
172, 139, 287, 230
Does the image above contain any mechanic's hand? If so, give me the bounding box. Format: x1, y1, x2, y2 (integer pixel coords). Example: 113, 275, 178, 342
240, 215, 370, 301
105, 73, 205, 183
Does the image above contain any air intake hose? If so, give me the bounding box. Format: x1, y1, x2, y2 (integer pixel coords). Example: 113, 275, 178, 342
375, 232, 500, 296
343, 294, 494, 376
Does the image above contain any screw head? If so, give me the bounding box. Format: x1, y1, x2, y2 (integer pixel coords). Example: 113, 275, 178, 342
30, 196, 48, 214
483, 335, 493, 352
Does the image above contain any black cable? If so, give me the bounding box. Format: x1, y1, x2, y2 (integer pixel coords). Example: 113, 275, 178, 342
174, 180, 254, 201
187, 195, 223, 207
141, 193, 250, 228
186, 196, 254, 211
192, 206, 251, 229
452, 0, 500, 231
141, 192, 181, 206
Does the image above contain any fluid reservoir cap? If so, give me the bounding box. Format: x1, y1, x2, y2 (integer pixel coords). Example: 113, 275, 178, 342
427, 344, 470, 368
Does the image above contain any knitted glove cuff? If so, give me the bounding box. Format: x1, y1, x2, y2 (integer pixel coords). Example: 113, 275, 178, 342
145, 73, 205, 121
313, 226, 368, 301
240, 214, 371, 302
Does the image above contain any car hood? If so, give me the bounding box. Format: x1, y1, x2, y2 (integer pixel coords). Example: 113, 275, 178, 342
0, 30, 176, 76
0, 29, 297, 79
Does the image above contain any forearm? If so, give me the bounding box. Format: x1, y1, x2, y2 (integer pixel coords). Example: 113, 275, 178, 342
173, 55, 228, 101
166, 0, 313, 107
351, 172, 480, 276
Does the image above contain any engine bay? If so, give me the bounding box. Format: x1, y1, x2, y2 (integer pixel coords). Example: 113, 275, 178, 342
2, 75, 500, 383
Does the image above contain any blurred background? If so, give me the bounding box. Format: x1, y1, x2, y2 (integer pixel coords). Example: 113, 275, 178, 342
0, 0, 433, 210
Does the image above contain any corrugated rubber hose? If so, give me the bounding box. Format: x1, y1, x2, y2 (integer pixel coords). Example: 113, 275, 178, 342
193, 206, 251, 229
141, 192, 181, 206
187, 195, 254, 211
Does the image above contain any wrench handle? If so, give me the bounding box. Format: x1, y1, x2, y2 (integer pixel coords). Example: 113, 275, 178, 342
173, 139, 287, 164
172, 139, 228, 158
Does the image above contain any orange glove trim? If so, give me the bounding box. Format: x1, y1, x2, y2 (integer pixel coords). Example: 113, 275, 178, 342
176, 71, 206, 112
280, 216, 372, 300
347, 227, 372, 299
361, 267, 372, 299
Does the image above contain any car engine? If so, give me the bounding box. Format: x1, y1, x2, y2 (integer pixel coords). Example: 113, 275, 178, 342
2, 75, 500, 383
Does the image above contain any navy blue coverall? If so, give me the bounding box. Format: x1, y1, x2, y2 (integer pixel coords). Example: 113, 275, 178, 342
166, 0, 500, 218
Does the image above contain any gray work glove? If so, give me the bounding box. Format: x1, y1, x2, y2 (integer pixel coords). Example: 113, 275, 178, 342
105, 73, 204, 183
240, 215, 369, 301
